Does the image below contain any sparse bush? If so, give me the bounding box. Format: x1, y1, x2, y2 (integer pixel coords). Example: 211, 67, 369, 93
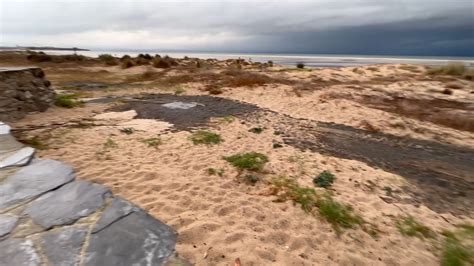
224, 152, 268, 171
441, 225, 474, 266
121, 59, 135, 69
297, 62, 305, 69
141, 137, 162, 148
55, 94, 83, 108
317, 194, 364, 231
313, 171, 336, 188
207, 168, 224, 177
98, 54, 118, 65
190, 131, 222, 145
27, 53, 53, 62
120, 55, 131, 61
152, 58, 171, 68
396, 216, 435, 239
427, 63, 466, 76
268, 60, 274, 67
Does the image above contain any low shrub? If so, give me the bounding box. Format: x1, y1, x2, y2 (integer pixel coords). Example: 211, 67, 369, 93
121, 59, 135, 69
249, 127, 264, 134
297, 62, 305, 69
190, 131, 222, 145
396, 216, 435, 239
224, 152, 268, 171
313, 171, 336, 188
441, 225, 474, 266
427, 63, 466, 76
141, 137, 162, 148
55, 94, 83, 108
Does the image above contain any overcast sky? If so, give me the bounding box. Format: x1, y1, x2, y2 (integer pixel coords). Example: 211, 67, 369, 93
1, 0, 473, 56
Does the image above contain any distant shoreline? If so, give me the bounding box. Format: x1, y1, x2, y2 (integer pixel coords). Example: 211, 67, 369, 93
0, 46, 89, 51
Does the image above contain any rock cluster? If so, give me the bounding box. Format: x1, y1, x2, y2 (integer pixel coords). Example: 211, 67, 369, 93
0, 122, 188, 265
0, 67, 55, 122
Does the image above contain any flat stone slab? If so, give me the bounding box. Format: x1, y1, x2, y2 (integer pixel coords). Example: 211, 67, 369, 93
0, 214, 18, 237
85, 209, 177, 266
0, 159, 75, 210
0, 147, 35, 169
0, 122, 11, 135
0, 134, 24, 154
92, 196, 139, 233
0, 238, 42, 265
25, 180, 110, 229
162, 101, 203, 110
42, 226, 88, 265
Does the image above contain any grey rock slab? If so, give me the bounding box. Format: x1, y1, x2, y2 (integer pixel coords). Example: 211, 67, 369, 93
0, 122, 10, 135
25, 180, 110, 229
162, 101, 203, 110
85, 210, 177, 266
0, 133, 24, 154
92, 196, 139, 233
0, 159, 75, 210
42, 226, 88, 266
0, 238, 42, 266
0, 147, 35, 169
0, 214, 18, 237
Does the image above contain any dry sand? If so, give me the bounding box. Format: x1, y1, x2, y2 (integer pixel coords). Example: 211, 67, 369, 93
8, 59, 474, 265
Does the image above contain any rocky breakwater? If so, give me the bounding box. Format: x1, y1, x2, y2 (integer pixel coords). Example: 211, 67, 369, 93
0, 67, 55, 122
0, 122, 189, 265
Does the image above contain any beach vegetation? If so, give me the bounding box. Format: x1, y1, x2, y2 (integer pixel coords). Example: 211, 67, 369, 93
21, 136, 48, 150
441, 225, 474, 266
103, 138, 118, 149
270, 176, 363, 233
224, 152, 268, 171
427, 63, 467, 76
190, 130, 222, 145
221, 115, 236, 123
296, 62, 305, 69
244, 174, 260, 185
121, 59, 135, 69
55, 93, 84, 108
396, 216, 435, 239
313, 171, 336, 188
98, 54, 118, 65
142, 137, 162, 148
272, 143, 283, 149
268, 60, 274, 67
207, 168, 224, 177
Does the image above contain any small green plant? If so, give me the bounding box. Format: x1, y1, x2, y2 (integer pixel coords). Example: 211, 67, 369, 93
221, 115, 236, 123
103, 138, 118, 149
55, 94, 83, 108
427, 63, 466, 76
142, 137, 162, 148
441, 225, 474, 266
120, 127, 135, 135
313, 171, 336, 188
207, 168, 224, 177
383, 186, 393, 196
396, 216, 435, 239
21, 136, 48, 150
190, 131, 222, 145
224, 152, 268, 171
317, 194, 364, 232
249, 127, 264, 134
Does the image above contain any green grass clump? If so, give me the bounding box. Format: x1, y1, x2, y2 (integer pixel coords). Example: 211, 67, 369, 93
207, 168, 224, 177
55, 94, 83, 108
270, 176, 363, 233
221, 115, 236, 123
190, 131, 222, 145
142, 137, 162, 148
441, 225, 474, 266
224, 152, 268, 171
427, 63, 466, 76
103, 138, 118, 149
313, 171, 336, 188
21, 136, 48, 150
396, 216, 435, 239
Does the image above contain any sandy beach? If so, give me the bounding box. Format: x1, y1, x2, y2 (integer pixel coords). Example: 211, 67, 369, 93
2, 51, 473, 265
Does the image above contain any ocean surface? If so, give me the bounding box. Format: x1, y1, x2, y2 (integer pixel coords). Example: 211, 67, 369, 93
7, 49, 474, 67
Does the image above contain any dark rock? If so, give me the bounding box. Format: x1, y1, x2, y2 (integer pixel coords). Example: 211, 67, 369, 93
0, 238, 42, 265
0, 159, 75, 210
0, 214, 18, 237
42, 226, 88, 265
85, 210, 177, 266
92, 196, 139, 233
25, 180, 110, 229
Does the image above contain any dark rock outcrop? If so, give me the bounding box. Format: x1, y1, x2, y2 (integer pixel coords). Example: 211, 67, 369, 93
0, 67, 55, 122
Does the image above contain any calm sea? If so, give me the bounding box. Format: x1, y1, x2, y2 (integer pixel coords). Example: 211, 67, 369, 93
13, 49, 474, 67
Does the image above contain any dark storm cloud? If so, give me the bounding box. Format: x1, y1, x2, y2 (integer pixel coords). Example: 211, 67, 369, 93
1, 0, 473, 56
